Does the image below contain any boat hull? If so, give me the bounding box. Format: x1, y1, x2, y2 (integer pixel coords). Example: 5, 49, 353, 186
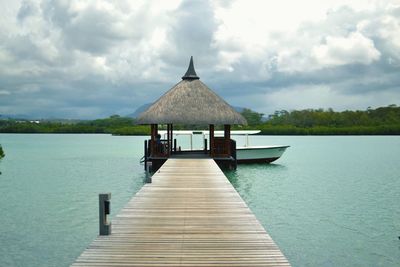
236, 145, 289, 164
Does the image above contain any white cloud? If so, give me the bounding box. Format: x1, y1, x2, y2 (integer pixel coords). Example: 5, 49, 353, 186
215, 51, 242, 72
212, 0, 398, 74
357, 5, 400, 61
313, 32, 381, 66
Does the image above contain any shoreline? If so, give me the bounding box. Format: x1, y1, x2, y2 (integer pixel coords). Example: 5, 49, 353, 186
1, 132, 399, 136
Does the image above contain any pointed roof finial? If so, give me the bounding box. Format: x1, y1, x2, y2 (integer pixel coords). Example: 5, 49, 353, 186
182, 56, 200, 80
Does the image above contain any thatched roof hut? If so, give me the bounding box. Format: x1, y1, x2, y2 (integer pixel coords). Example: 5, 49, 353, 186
136, 57, 247, 125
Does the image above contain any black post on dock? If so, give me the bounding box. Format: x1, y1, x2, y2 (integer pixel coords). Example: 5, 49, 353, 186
204, 138, 208, 153
144, 140, 148, 171
174, 139, 177, 153
99, 193, 111, 235
231, 140, 237, 170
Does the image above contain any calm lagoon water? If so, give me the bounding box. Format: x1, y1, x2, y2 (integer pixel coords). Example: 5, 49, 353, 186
0, 134, 399, 266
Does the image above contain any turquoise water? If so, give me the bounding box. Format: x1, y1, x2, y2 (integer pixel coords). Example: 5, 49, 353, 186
0, 134, 399, 266
226, 136, 400, 267
0, 134, 147, 266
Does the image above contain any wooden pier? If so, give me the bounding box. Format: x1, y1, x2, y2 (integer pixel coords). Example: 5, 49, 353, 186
72, 159, 290, 266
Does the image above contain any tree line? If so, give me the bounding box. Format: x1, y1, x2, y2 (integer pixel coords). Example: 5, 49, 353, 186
0, 105, 399, 135
236, 105, 400, 135
0, 115, 149, 135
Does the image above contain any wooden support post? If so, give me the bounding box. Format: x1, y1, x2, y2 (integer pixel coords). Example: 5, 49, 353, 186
174, 138, 177, 153
155, 124, 158, 147
150, 124, 156, 156
170, 124, 173, 154
231, 139, 237, 170
166, 124, 170, 156
150, 124, 154, 156
224, 125, 231, 140
99, 193, 111, 235
224, 124, 231, 156
166, 124, 173, 155
144, 140, 148, 170
209, 124, 214, 157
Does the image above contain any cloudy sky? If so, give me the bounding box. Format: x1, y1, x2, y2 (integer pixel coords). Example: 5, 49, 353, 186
1, 0, 399, 119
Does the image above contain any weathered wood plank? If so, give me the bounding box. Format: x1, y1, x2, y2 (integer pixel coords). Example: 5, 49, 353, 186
72, 159, 290, 267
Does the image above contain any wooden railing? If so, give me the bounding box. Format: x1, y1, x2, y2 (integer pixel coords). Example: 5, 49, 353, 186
212, 137, 236, 158
146, 137, 236, 160
155, 139, 170, 157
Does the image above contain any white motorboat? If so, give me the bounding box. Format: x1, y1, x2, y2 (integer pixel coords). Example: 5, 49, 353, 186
236, 145, 290, 163
158, 130, 289, 164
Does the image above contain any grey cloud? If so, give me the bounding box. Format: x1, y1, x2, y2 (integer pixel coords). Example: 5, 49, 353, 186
62, 11, 126, 54
7, 35, 49, 63
1, 1, 399, 119
40, 0, 74, 28
161, 0, 219, 68
41, 0, 127, 54
17, 0, 37, 22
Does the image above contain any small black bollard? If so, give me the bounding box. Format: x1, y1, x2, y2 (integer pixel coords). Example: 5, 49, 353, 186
99, 193, 111, 235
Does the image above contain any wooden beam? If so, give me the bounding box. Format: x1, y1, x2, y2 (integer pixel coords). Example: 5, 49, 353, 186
170, 124, 173, 154
166, 124, 173, 156
150, 124, 156, 156
224, 124, 231, 156
209, 124, 214, 157
166, 124, 170, 156
224, 124, 231, 140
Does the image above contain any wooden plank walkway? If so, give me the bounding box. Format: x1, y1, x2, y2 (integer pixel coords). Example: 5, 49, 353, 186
72, 159, 290, 266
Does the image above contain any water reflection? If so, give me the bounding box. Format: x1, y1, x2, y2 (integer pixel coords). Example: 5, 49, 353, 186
224, 163, 289, 208
243, 163, 287, 170
225, 163, 288, 186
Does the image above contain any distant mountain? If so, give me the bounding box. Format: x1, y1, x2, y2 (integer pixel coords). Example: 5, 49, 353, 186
0, 114, 37, 120
125, 104, 246, 118
126, 103, 153, 118
0, 114, 85, 123
233, 106, 245, 113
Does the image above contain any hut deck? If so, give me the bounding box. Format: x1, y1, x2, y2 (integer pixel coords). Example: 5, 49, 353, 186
170, 151, 210, 159
72, 159, 290, 267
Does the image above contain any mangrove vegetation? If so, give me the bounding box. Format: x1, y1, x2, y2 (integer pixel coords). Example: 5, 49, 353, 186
0, 105, 399, 135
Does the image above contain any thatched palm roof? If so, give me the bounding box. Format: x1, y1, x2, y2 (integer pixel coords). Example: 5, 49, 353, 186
136, 57, 247, 125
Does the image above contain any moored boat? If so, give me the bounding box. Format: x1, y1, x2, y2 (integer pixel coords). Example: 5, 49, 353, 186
237, 145, 290, 163
158, 130, 290, 164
